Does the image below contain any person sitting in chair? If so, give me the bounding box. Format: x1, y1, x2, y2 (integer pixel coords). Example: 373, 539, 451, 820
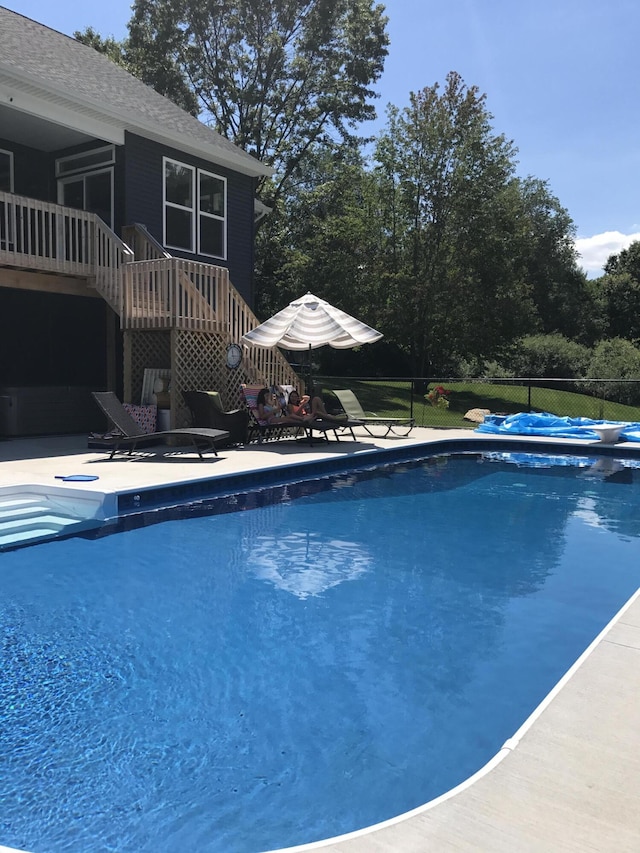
256, 388, 311, 425
308, 385, 349, 422
287, 388, 310, 418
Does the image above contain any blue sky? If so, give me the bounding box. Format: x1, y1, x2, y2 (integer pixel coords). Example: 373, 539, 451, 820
4, 0, 639, 276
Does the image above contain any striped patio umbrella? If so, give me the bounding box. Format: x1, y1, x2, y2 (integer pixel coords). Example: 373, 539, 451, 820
241, 292, 383, 351
241, 292, 383, 390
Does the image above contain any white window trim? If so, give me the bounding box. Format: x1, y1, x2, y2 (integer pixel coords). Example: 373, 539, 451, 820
0, 148, 14, 192
198, 167, 227, 260
163, 156, 227, 260
57, 168, 115, 229
55, 145, 115, 178
163, 158, 195, 253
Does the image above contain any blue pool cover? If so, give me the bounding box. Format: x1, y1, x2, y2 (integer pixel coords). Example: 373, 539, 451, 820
475, 411, 640, 441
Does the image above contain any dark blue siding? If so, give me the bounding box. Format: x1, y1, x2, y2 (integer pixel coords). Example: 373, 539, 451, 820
0, 138, 52, 200
123, 132, 256, 305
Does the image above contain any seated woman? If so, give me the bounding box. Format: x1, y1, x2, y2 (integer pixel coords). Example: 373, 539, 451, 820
308, 385, 349, 422
256, 388, 311, 425
287, 388, 310, 418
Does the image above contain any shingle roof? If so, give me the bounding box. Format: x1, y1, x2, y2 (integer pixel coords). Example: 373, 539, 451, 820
0, 6, 272, 177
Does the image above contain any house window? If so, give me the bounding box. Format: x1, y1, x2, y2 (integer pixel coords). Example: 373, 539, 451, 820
56, 146, 115, 228
0, 149, 14, 192
199, 170, 226, 257
163, 157, 227, 259
164, 159, 194, 251
56, 145, 115, 177
58, 169, 114, 228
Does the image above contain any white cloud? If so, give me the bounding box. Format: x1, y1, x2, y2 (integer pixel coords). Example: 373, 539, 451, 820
574, 230, 640, 278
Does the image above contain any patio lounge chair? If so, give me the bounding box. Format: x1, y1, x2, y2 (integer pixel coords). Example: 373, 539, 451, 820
91, 391, 230, 460
240, 384, 302, 443
240, 384, 360, 445
332, 389, 415, 437
183, 390, 249, 446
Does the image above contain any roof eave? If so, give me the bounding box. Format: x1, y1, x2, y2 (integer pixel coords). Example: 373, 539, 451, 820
0, 64, 274, 178
132, 123, 274, 178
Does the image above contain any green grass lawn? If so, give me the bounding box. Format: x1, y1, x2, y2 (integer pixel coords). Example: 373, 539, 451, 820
320, 378, 640, 429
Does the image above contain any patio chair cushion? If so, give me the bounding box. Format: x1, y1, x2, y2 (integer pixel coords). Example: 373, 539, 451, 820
240, 384, 270, 425
240, 384, 263, 407
122, 403, 157, 434
205, 391, 225, 413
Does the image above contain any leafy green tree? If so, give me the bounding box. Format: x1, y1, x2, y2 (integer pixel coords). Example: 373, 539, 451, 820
510, 177, 596, 345
596, 272, 640, 342
604, 239, 640, 279
124, 0, 389, 203
253, 142, 417, 375
371, 73, 537, 374
595, 241, 640, 342
255, 145, 382, 321
74, 27, 128, 66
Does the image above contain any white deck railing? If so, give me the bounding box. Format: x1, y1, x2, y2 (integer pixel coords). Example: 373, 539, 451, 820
0, 189, 96, 274
0, 190, 298, 388
122, 257, 298, 387
123, 258, 226, 331
0, 190, 133, 314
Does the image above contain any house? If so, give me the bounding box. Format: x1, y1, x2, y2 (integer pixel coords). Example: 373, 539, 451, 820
0, 6, 296, 435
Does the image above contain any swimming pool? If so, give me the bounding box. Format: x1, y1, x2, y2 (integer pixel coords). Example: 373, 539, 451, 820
2, 450, 639, 852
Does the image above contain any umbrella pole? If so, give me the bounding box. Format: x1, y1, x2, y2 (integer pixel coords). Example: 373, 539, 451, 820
307, 344, 312, 396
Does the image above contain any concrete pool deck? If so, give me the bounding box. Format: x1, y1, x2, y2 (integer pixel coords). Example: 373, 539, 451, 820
1, 427, 639, 853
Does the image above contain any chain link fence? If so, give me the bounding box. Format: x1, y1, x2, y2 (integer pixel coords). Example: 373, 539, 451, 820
316, 377, 640, 429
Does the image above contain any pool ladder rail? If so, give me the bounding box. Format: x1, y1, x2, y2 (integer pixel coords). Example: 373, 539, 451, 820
0, 485, 116, 550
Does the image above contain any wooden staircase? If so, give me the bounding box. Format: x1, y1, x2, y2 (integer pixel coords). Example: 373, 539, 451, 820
115, 225, 299, 399
0, 193, 299, 404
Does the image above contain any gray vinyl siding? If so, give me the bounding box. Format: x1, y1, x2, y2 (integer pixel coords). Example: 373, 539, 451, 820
123, 132, 256, 305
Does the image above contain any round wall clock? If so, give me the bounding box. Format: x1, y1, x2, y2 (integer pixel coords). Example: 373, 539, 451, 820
226, 343, 243, 369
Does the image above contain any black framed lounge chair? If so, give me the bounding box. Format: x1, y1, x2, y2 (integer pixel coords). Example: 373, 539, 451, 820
240, 384, 360, 445
183, 390, 249, 446
91, 392, 230, 460
240, 384, 306, 443
332, 389, 415, 438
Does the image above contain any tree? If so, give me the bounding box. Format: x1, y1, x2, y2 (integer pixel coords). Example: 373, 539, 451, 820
604, 239, 640, 279
124, 0, 389, 203
510, 177, 596, 345
596, 240, 640, 342
596, 272, 640, 342
253, 142, 417, 375
508, 333, 590, 378
74, 27, 128, 66
371, 73, 537, 375
255, 146, 380, 318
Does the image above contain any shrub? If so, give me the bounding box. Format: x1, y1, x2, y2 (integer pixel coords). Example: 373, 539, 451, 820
586, 338, 640, 405
454, 357, 515, 379
507, 334, 590, 378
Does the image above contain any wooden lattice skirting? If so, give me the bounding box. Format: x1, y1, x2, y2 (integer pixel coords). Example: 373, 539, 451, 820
124, 328, 278, 428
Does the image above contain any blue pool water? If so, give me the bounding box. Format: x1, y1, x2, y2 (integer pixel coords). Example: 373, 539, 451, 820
2, 451, 640, 852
